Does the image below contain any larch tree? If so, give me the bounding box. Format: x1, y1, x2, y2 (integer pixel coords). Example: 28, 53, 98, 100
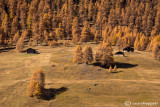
56, 23, 65, 39
152, 43, 160, 60
94, 30, 101, 43
27, 68, 45, 99
73, 45, 83, 64
72, 17, 80, 43
16, 37, 25, 52
95, 42, 114, 67
80, 21, 91, 42
83, 45, 93, 64
13, 32, 20, 44
2, 14, 9, 35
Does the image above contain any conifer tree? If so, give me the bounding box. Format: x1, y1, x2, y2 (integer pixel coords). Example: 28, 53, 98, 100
152, 43, 160, 60
80, 21, 91, 42
13, 32, 20, 44
95, 42, 114, 67
113, 65, 117, 72
83, 45, 93, 64
2, 14, 9, 35
27, 68, 45, 99
11, 16, 19, 36
94, 31, 100, 43
109, 66, 112, 73
73, 45, 83, 64
72, 17, 80, 43
56, 23, 65, 39
16, 37, 25, 52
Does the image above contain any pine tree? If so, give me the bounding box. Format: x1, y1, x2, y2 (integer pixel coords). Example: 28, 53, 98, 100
73, 45, 83, 64
83, 45, 93, 64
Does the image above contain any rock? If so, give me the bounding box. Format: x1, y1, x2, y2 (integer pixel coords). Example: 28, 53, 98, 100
93, 84, 98, 86
98, 69, 101, 71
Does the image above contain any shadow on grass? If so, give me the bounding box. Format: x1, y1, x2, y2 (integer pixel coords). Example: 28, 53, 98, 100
114, 62, 138, 68
42, 87, 68, 100
0, 47, 15, 52
93, 62, 138, 69
111, 71, 123, 73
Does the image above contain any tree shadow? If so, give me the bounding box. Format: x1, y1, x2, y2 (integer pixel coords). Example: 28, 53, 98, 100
93, 62, 138, 69
111, 71, 123, 73
0, 47, 15, 53
42, 87, 68, 100
114, 62, 138, 68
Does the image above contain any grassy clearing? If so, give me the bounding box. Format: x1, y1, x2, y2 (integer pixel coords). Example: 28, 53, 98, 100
0, 44, 160, 107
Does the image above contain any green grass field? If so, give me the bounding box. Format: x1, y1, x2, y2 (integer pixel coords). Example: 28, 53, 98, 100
0, 43, 160, 107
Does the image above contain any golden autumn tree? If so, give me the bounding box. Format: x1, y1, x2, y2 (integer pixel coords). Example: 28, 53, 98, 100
83, 45, 93, 64
73, 45, 83, 64
27, 68, 45, 99
56, 23, 65, 39
80, 21, 91, 42
95, 42, 114, 67
72, 17, 80, 43
94, 30, 101, 43
139, 35, 149, 50
16, 37, 25, 52
134, 36, 141, 50
152, 43, 160, 60
13, 32, 20, 44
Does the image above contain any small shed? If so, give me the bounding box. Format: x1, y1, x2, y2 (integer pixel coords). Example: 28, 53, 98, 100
27, 48, 37, 54
115, 51, 125, 56
123, 47, 134, 52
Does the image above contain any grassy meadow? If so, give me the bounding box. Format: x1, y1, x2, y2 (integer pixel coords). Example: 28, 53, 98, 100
0, 43, 160, 107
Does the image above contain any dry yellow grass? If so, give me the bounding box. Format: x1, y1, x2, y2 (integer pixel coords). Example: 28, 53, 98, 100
0, 43, 160, 107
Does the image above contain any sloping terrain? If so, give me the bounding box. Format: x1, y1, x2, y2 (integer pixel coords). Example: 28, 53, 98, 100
0, 44, 160, 107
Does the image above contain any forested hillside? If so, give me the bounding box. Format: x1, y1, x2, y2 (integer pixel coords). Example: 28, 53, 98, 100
0, 0, 160, 59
